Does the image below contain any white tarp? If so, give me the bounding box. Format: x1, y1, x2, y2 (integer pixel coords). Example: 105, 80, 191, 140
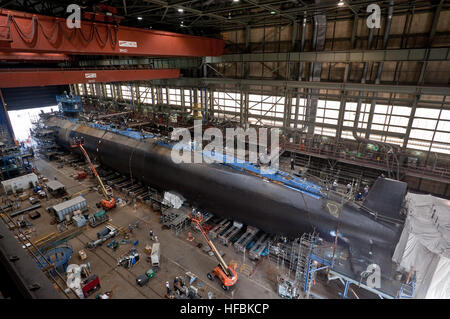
393, 193, 450, 298
66, 264, 90, 299
425, 256, 450, 298
163, 191, 185, 209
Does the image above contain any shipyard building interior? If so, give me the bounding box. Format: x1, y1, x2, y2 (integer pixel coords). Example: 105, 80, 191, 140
0, 0, 449, 303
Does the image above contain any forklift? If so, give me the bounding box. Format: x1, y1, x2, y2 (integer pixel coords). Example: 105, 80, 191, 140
70, 137, 116, 210
190, 211, 238, 291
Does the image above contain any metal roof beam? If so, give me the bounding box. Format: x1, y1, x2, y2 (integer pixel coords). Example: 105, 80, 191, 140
146, 0, 247, 26
242, 0, 297, 22
1, 68, 180, 88
342, 0, 358, 15
151, 77, 450, 95
205, 48, 450, 63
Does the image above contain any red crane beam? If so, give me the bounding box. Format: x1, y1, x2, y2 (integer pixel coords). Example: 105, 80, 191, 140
0, 9, 225, 57
0, 51, 69, 61
0, 68, 180, 88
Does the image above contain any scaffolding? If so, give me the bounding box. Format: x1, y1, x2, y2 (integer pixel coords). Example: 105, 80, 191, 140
269, 233, 331, 299
397, 276, 416, 299
160, 208, 190, 236
269, 232, 418, 299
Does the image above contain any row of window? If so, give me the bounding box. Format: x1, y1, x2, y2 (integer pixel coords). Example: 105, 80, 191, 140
77, 84, 450, 155
78, 84, 194, 107
213, 91, 450, 154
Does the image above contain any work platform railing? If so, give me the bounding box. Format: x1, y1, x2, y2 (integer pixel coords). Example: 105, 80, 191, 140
282, 142, 450, 183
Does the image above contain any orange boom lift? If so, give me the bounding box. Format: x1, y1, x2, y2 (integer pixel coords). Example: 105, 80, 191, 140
190, 212, 238, 290
71, 138, 116, 210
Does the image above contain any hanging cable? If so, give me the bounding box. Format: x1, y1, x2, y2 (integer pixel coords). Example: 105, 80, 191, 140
1, 12, 118, 49
36, 17, 59, 43
78, 22, 95, 43
9, 14, 37, 42
58, 21, 77, 43
299, 190, 316, 233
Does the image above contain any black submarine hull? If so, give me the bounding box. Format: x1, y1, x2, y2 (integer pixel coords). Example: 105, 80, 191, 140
47, 117, 405, 257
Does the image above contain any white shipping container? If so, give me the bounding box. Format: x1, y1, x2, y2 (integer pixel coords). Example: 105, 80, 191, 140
2, 173, 38, 193
50, 196, 87, 222
151, 243, 160, 267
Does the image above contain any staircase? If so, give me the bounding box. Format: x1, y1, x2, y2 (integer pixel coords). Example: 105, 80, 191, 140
294, 233, 317, 298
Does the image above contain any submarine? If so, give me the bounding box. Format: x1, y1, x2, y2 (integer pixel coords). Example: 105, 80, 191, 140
44, 115, 408, 296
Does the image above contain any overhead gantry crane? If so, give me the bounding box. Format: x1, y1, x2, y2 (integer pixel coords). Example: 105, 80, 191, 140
0, 8, 224, 88
0, 9, 225, 57
70, 137, 116, 211
190, 211, 238, 291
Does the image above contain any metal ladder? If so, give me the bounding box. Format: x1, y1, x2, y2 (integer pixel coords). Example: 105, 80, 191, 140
294, 233, 317, 298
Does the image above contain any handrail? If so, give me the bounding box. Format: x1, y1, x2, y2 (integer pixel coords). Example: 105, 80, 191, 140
282, 142, 450, 181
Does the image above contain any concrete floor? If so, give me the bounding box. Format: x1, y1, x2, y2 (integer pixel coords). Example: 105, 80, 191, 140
1, 152, 367, 299
12, 155, 282, 299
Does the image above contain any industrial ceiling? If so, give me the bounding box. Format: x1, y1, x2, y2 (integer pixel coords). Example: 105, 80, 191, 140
1, 0, 447, 35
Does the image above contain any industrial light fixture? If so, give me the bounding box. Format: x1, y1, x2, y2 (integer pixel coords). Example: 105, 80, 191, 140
270, 10, 276, 14
233, 0, 240, 2
137, 16, 143, 20
178, 8, 184, 13
337, 0, 344, 6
